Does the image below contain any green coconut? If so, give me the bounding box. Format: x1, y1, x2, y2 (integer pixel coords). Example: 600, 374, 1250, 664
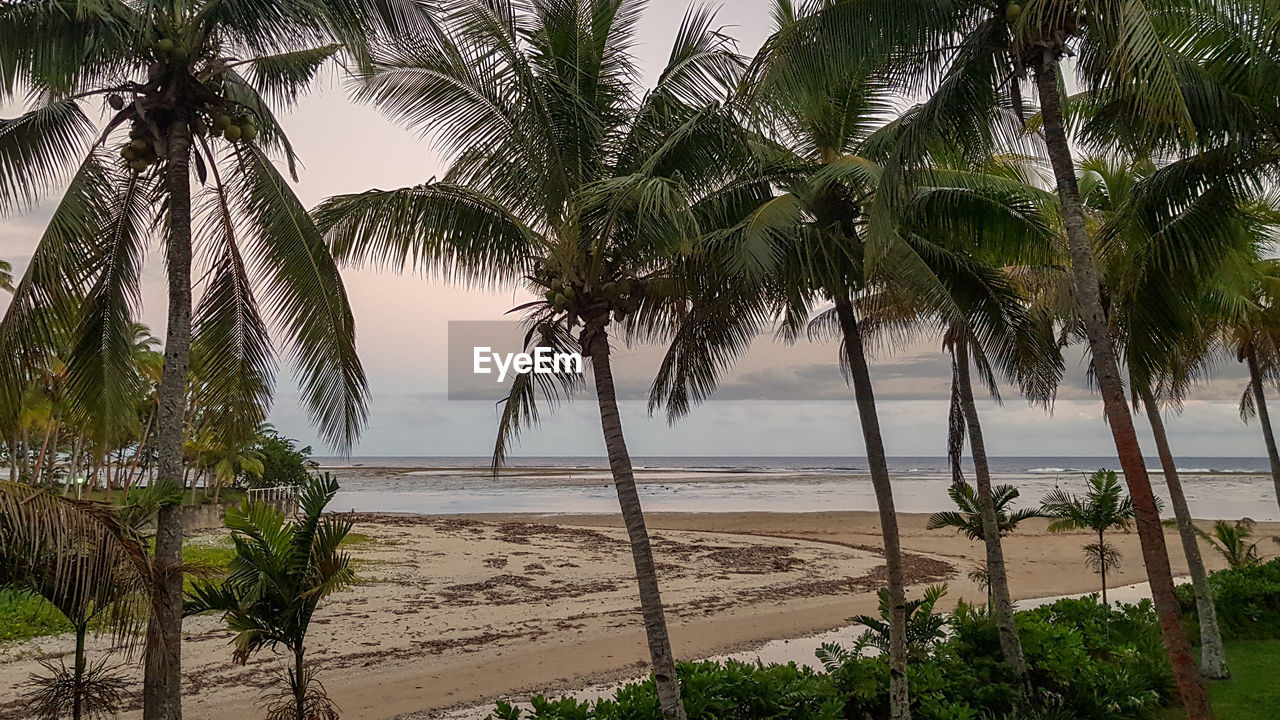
544, 289, 557, 302
223, 124, 242, 142
212, 115, 232, 132
1005, 3, 1022, 21
156, 38, 175, 54
239, 124, 258, 141
563, 286, 576, 300
553, 293, 568, 308
129, 159, 150, 173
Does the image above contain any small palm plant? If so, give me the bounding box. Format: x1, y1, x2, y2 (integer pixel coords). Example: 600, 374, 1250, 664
1195, 519, 1278, 569
1041, 470, 1138, 607
929, 483, 1043, 606
928, 483, 1045, 542
848, 584, 951, 661
186, 474, 354, 720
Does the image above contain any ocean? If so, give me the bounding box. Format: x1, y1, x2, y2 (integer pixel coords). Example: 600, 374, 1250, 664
314, 456, 1280, 521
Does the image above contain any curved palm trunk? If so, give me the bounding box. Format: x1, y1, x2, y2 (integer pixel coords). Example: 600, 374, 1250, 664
954, 335, 1027, 681
1099, 530, 1109, 607
1032, 60, 1212, 719
835, 298, 910, 720
587, 332, 686, 720
73, 621, 86, 720
1245, 348, 1280, 513
1140, 384, 1230, 678
143, 121, 194, 720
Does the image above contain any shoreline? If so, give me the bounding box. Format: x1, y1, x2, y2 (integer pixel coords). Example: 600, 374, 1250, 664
2, 510, 1272, 720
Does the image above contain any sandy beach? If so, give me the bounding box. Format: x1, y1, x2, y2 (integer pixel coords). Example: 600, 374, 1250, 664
0, 510, 1271, 720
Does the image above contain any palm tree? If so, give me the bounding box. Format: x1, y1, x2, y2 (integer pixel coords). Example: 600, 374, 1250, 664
928, 482, 1044, 542
1040, 470, 1137, 607
765, 1, 1218, 711
315, 4, 765, 717
1081, 152, 1270, 679
1193, 519, 1277, 570
651, 8, 1063, 712
0, 1, 425, 714
0, 481, 154, 720
186, 474, 354, 720
0, 258, 13, 292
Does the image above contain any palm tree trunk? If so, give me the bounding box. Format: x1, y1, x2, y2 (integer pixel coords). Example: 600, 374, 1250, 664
143, 120, 194, 720
294, 644, 306, 720
954, 335, 1026, 681
73, 621, 86, 720
835, 298, 910, 720
7, 430, 16, 482
587, 331, 686, 720
43, 418, 61, 485
1032, 58, 1212, 720
1245, 347, 1280, 514
1140, 384, 1230, 678
31, 421, 54, 484
1099, 530, 1109, 607
125, 410, 154, 498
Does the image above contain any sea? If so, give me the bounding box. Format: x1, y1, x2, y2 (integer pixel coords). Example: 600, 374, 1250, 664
314, 456, 1280, 522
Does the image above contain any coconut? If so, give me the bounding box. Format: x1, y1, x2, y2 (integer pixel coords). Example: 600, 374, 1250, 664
553, 293, 568, 309
1005, 3, 1022, 21
130, 138, 149, 152
223, 125, 242, 142
239, 124, 258, 141
120, 145, 136, 160
544, 289, 557, 302
550, 279, 563, 292
156, 38, 175, 54
171, 46, 188, 64
212, 115, 232, 132
563, 286, 576, 300
129, 159, 150, 173
107, 94, 124, 110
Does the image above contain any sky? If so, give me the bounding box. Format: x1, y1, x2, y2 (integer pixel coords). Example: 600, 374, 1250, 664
0, 0, 1269, 459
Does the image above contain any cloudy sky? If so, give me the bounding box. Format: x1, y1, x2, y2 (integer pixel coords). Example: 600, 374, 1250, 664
0, 0, 1267, 459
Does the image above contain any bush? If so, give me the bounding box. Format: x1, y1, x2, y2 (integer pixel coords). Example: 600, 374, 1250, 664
487, 598, 1176, 720
1177, 557, 1280, 640
243, 430, 317, 489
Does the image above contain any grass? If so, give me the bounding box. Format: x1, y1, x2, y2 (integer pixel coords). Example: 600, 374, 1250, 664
0, 589, 71, 643
1157, 639, 1280, 720
1205, 640, 1280, 719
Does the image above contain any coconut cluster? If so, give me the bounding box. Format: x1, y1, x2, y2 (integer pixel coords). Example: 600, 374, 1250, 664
540, 273, 645, 326
109, 22, 264, 174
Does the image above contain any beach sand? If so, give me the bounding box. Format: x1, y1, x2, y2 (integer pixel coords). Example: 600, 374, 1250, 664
0, 511, 1270, 720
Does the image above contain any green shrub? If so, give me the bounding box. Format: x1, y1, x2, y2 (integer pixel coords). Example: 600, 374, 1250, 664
487, 598, 1176, 720
242, 430, 317, 489
1177, 558, 1280, 640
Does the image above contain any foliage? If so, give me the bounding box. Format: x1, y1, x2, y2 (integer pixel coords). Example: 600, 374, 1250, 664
0, 588, 71, 642
1040, 470, 1138, 603
186, 473, 354, 720
1177, 558, 1280, 641
927, 483, 1045, 541
1195, 519, 1278, 570
848, 584, 951, 660
23, 656, 128, 720
486, 597, 1176, 720
245, 429, 317, 489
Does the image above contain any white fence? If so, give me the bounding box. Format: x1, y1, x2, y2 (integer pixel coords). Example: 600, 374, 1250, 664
246, 485, 302, 516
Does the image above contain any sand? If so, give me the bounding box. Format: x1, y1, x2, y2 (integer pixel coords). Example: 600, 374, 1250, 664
0, 511, 1271, 720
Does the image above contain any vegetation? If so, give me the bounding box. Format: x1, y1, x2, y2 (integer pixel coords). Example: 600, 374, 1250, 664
1178, 557, 1280, 642
186, 474, 355, 720
1041, 470, 1138, 607
487, 597, 1180, 720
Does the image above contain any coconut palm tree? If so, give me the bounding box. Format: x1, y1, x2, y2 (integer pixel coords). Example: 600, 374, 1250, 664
1040, 470, 1137, 607
1080, 152, 1276, 679
645, 8, 1063, 712
0, 1, 429, 714
186, 474, 354, 720
762, 1, 1221, 711
0, 258, 13, 292
1193, 519, 1277, 570
315, 4, 766, 717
